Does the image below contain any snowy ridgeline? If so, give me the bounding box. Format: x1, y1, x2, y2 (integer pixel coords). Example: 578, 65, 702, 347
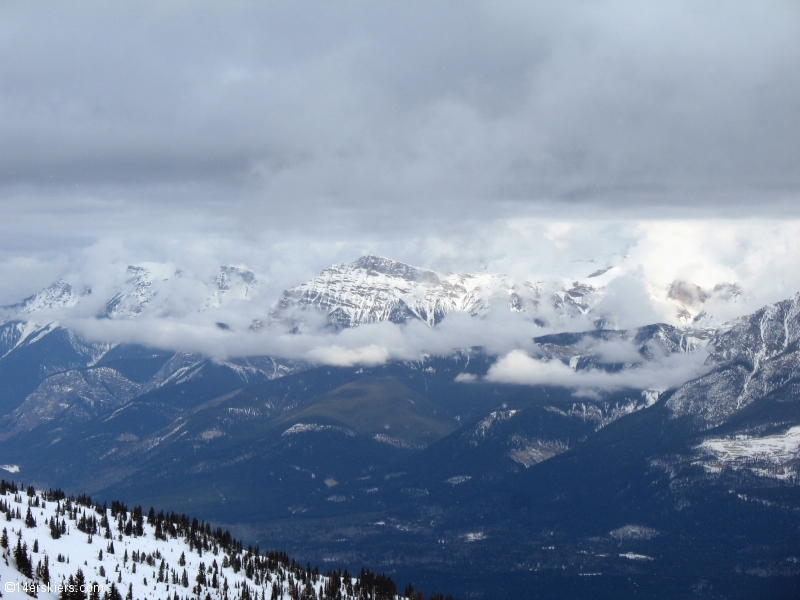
0, 483, 445, 600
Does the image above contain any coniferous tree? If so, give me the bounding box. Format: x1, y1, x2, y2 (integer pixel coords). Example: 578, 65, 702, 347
25, 507, 36, 528
181, 569, 189, 588
32, 538, 39, 553
89, 582, 101, 600
41, 554, 51, 585
107, 582, 122, 600
73, 568, 88, 600
63, 574, 75, 600
0, 527, 8, 549
14, 537, 33, 578
51, 517, 62, 539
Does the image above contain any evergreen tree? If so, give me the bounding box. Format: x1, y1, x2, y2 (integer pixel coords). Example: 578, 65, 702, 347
181, 569, 189, 588
41, 554, 51, 585
14, 537, 33, 578
25, 507, 36, 528
73, 568, 88, 600
89, 582, 101, 600
51, 518, 59, 537
63, 575, 75, 600
32, 538, 39, 553
0, 527, 7, 549
107, 582, 122, 600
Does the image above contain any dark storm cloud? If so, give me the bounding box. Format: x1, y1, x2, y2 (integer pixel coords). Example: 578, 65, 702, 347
0, 0, 798, 226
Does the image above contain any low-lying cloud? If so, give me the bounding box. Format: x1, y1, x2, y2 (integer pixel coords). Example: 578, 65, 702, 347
484, 348, 709, 393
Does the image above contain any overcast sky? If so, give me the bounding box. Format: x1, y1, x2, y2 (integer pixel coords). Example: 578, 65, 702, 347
1, 1, 799, 312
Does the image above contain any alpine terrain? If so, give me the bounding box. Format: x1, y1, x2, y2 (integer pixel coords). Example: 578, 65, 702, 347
0, 256, 797, 599
0, 481, 439, 600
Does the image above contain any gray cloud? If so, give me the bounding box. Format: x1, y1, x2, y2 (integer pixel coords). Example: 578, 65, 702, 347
0, 0, 798, 238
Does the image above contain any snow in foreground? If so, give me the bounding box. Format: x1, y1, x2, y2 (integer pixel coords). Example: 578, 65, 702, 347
0, 483, 429, 600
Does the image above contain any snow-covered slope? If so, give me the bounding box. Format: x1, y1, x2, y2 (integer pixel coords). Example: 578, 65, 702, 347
667, 291, 800, 429
2, 264, 259, 323
1, 256, 748, 335
0, 483, 411, 600
103, 265, 169, 319
6, 281, 83, 315
203, 267, 257, 310
277, 255, 597, 328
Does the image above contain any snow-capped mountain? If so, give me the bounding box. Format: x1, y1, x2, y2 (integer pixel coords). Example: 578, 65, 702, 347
667, 279, 743, 326
203, 266, 257, 310
277, 255, 598, 329
1, 264, 259, 323
0, 483, 415, 600
667, 290, 800, 429
3, 281, 83, 315
103, 265, 172, 319
1, 255, 747, 337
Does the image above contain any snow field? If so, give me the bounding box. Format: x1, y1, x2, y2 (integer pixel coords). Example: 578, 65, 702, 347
0, 487, 405, 600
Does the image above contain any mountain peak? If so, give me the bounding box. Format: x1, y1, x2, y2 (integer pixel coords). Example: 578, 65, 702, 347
5, 279, 81, 314
348, 255, 426, 281
280, 256, 545, 328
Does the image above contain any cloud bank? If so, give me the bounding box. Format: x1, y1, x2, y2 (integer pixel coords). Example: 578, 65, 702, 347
484, 349, 709, 393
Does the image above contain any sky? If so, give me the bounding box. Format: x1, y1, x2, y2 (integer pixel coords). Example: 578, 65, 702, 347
1, 1, 799, 382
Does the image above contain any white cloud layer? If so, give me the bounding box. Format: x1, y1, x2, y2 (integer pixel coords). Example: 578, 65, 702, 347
0, 218, 797, 375
484, 349, 709, 393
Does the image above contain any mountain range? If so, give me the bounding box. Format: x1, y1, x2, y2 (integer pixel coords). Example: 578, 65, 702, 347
1, 255, 741, 332
0, 256, 796, 599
